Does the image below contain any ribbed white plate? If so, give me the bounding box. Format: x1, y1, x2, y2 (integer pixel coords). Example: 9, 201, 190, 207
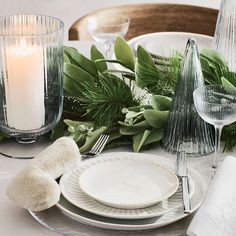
52, 153, 207, 231
79, 159, 179, 209
60, 152, 194, 219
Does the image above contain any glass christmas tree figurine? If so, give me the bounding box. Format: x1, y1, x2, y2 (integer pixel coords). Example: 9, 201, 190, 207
161, 38, 214, 157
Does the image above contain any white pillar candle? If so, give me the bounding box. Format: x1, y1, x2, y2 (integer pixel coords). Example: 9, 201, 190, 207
5, 39, 45, 130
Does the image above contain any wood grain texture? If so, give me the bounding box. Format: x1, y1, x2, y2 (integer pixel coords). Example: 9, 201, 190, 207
69, 4, 218, 40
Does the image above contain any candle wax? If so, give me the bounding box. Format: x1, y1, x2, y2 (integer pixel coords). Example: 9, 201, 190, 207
5, 40, 45, 130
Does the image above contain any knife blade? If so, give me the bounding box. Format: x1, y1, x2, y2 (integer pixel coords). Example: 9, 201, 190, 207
176, 151, 191, 213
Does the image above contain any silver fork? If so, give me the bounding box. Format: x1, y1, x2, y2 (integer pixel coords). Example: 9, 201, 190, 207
81, 134, 109, 160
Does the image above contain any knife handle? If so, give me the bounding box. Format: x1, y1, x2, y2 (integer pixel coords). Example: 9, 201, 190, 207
182, 176, 191, 213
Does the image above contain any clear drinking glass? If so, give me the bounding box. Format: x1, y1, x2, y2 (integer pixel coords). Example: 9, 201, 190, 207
87, 14, 130, 58
193, 85, 236, 169
0, 14, 64, 144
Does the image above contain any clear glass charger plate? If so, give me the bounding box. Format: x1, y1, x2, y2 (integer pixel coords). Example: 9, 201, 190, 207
29, 153, 207, 235
59, 153, 194, 219
0, 136, 51, 159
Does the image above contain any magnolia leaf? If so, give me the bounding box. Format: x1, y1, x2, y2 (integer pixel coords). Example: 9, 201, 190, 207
119, 120, 150, 135
125, 111, 144, 119
132, 128, 164, 152
152, 95, 172, 111
97, 59, 128, 68
63, 74, 87, 101
221, 77, 236, 88
64, 63, 96, 102
143, 110, 169, 128
142, 129, 164, 145
64, 53, 70, 63
114, 36, 135, 71
64, 120, 94, 129
126, 105, 153, 112
64, 63, 95, 86
133, 130, 151, 152
200, 49, 228, 68
79, 126, 107, 153
135, 61, 160, 88
90, 45, 107, 73
64, 46, 98, 78
137, 46, 156, 69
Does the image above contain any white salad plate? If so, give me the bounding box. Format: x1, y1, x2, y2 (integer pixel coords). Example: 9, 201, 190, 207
78, 159, 179, 209
129, 32, 213, 57
60, 152, 194, 220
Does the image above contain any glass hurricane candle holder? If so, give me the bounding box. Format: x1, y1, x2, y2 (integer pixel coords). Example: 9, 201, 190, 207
0, 14, 64, 144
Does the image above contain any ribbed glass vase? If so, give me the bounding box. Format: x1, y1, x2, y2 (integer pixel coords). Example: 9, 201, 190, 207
213, 0, 236, 72
0, 14, 64, 143
161, 38, 214, 157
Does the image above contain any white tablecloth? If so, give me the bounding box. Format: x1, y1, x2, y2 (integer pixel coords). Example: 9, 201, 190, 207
0, 41, 235, 236
1, 139, 235, 236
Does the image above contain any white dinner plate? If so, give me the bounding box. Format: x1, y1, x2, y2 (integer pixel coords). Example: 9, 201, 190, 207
129, 32, 213, 57
60, 152, 194, 219
79, 159, 179, 209
55, 153, 207, 231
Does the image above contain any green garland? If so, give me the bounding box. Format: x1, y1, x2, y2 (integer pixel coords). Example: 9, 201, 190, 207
1, 36, 236, 152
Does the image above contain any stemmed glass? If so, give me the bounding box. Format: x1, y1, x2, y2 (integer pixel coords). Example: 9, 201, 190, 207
87, 14, 130, 58
193, 85, 236, 170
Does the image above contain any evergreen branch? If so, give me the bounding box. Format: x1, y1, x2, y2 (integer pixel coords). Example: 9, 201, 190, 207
82, 73, 138, 126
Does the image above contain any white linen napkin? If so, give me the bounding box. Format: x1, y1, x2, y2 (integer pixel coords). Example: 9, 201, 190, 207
187, 156, 236, 236
7, 137, 81, 212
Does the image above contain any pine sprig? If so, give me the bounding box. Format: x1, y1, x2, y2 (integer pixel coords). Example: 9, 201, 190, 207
82, 73, 138, 126
136, 48, 181, 97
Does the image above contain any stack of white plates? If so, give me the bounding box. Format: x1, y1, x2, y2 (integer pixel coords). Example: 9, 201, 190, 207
57, 152, 207, 231
129, 32, 213, 58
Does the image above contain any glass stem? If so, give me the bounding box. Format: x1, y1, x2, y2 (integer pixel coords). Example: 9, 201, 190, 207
104, 41, 112, 59
213, 125, 223, 169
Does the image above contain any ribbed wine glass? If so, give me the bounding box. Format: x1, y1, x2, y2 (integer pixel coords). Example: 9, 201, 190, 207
87, 14, 130, 58
193, 85, 236, 170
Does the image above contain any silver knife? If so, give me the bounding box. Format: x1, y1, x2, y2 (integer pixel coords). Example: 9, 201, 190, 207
176, 151, 191, 213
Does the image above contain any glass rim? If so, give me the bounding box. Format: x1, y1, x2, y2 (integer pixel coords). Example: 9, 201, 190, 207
193, 84, 236, 105
87, 14, 130, 26
0, 14, 64, 38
